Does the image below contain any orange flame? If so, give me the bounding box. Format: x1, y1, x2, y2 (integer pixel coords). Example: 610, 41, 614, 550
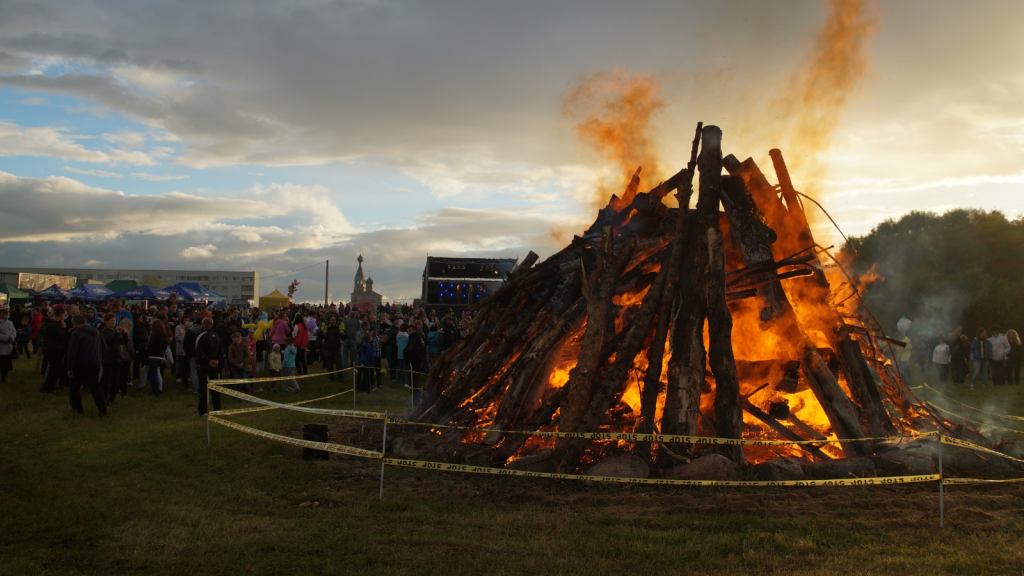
563, 70, 665, 210
736, 0, 877, 223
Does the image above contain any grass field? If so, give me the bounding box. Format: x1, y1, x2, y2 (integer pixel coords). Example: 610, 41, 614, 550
2, 354, 1024, 575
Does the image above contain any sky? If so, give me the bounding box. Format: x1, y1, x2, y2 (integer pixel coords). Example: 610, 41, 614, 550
2, 0, 1024, 302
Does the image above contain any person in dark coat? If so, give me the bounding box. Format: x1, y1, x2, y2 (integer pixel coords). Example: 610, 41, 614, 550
132, 314, 150, 383
404, 323, 427, 404
1008, 329, 1022, 385
99, 313, 128, 404
357, 329, 374, 393
319, 315, 344, 380
195, 317, 225, 415
40, 309, 69, 394
213, 313, 232, 378
66, 315, 107, 416
384, 321, 399, 380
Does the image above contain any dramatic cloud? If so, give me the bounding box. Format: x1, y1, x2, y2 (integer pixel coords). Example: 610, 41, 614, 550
1, 0, 1024, 300
0, 171, 275, 241
0, 122, 155, 165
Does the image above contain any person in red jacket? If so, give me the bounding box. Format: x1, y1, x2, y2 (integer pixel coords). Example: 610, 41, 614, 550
292, 313, 309, 376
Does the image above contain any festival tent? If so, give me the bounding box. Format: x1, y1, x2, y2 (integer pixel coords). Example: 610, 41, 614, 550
165, 284, 203, 303
258, 289, 290, 312
174, 282, 226, 303
0, 283, 30, 307
69, 283, 115, 302
33, 284, 74, 302
104, 279, 138, 293
108, 285, 172, 302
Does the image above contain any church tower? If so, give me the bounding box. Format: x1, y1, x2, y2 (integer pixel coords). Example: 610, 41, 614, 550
350, 253, 383, 310
353, 254, 365, 294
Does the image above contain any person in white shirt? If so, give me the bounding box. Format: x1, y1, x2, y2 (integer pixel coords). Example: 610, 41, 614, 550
932, 335, 951, 382
988, 324, 1011, 386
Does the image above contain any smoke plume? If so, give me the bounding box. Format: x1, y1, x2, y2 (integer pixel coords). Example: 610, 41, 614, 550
563, 70, 666, 210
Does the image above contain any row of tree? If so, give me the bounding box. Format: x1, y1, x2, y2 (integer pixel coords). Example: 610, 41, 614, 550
844, 209, 1024, 339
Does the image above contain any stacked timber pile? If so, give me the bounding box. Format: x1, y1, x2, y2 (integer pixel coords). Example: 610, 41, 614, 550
411, 123, 940, 476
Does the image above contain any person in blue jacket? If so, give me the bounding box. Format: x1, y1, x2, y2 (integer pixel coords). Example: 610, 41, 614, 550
426, 324, 442, 369
971, 327, 993, 388
281, 336, 300, 392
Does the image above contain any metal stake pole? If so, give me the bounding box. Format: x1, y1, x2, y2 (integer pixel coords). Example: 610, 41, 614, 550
206, 384, 211, 447
939, 432, 944, 528
379, 411, 388, 501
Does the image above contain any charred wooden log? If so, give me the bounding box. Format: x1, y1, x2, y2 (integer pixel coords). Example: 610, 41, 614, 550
638, 122, 702, 459
706, 226, 744, 465
662, 124, 723, 449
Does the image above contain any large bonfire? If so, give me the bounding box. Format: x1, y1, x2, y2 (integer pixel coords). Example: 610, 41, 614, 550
411, 123, 940, 475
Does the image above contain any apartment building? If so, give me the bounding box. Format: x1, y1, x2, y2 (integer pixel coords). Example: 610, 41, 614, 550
0, 267, 260, 305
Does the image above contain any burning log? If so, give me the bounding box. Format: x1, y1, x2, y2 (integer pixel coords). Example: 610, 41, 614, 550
719, 170, 871, 458
413, 121, 934, 474
555, 227, 636, 450
662, 124, 723, 451
638, 123, 702, 460
706, 226, 743, 465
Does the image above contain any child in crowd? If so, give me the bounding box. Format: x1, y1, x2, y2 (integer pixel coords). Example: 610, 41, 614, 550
281, 336, 300, 392
227, 331, 257, 392
17, 316, 32, 359
268, 343, 283, 391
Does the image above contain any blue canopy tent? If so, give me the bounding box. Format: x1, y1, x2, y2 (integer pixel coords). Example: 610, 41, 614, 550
108, 285, 173, 302
174, 282, 226, 305
33, 284, 74, 302
69, 283, 115, 302
165, 284, 202, 303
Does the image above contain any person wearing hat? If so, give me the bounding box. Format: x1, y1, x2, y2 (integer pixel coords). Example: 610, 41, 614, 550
267, 343, 282, 391
0, 306, 16, 384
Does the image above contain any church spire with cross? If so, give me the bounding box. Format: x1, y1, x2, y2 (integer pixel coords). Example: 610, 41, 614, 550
354, 253, 365, 293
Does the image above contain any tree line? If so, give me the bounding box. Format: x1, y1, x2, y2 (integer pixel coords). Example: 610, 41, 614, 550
843, 209, 1024, 338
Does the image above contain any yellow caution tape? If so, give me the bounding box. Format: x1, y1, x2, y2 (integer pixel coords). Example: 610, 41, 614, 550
384, 418, 937, 446
942, 477, 1024, 485
940, 435, 1024, 465
209, 384, 385, 420
210, 413, 1023, 488
208, 415, 383, 459
922, 383, 1024, 422
382, 457, 940, 487
926, 402, 1024, 434
211, 388, 355, 416
217, 367, 354, 385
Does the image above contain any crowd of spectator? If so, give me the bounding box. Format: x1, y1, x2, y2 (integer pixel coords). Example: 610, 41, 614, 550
0, 298, 472, 417
896, 321, 1021, 388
